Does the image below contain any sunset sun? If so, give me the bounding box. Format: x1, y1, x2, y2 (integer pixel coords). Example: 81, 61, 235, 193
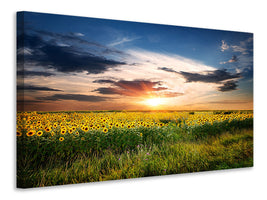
145, 98, 164, 107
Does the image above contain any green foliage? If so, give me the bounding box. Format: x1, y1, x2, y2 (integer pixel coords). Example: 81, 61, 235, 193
17, 116, 253, 188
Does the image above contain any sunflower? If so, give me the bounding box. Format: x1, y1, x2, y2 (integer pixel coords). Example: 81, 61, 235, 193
59, 137, 64, 141
103, 127, 108, 133
26, 130, 36, 137
84, 126, 89, 132
36, 130, 43, 136
45, 126, 52, 132
60, 129, 66, 135
16, 131, 22, 137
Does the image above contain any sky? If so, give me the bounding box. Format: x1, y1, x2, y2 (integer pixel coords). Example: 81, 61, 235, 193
17, 11, 253, 111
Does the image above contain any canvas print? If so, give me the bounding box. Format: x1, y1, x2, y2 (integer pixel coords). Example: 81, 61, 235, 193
16, 11, 253, 188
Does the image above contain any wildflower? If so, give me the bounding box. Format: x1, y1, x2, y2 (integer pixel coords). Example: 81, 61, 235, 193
59, 137, 64, 141
36, 130, 43, 136
16, 131, 22, 137
26, 130, 35, 137
60, 129, 66, 135
103, 127, 108, 133
140, 133, 143, 137
84, 126, 89, 132
45, 126, 51, 132
68, 129, 73, 134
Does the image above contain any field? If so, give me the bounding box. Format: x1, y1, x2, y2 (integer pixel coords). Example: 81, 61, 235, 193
16, 110, 253, 188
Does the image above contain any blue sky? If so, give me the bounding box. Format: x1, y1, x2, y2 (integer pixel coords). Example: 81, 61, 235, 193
17, 11, 253, 111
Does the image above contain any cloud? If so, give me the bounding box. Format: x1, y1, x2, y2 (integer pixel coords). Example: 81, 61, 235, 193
158, 67, 179, 73
37, 94, 110, 102
174, 69, 240, 83
220, 55, 238, 64
220, 40, 229, 52
93, 79, 116, 84
207, 100, 249, 104
219, 37, 253, 80
71, 32, 85, 37
36, 44, 126, 74
17, 85, 62, 91
158, 67, 241, 92
17, 99, 43, 103
17, 29, 127, 74
217, 80, 238, 92
17, 70, 55, 77
231, 37, 253, 55
108, 37, 139, 47
93, 79, 170, 97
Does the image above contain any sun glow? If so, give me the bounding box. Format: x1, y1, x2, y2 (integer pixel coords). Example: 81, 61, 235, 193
145, 98, 164, 107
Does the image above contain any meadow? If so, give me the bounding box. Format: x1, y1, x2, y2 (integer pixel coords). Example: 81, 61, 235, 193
16, 110, 253, 188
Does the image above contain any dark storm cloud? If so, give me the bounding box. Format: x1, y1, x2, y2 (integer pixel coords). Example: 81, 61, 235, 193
93, 79, 169, 97
93, 87, 121, 95
17, 29, 127, 74
158, 67, 241, 83
93, 79, 116, 84
158, 67, 179, 73
35, 44, 126, 73
17, 70, 55, 77
158, 67, 241, 92
17, 85, 62, 91
37, 94, 110, 102
178, 70, 241, 83
114, 80, 164, 91
217, 80, 238, 92
17, 99, 43, 103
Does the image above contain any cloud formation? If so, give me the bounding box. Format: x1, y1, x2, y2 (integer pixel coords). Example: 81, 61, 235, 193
37, 94, 110, 102
217, 80, 238, 92
93, 79, 175, 97
17, 85, 62, 91
17, 30, 127, 75
17, 70, 55, 77
220, 55, 238, 65
158, 67, 241, 92
220, 40, 229, 52
178, 69, 241, 83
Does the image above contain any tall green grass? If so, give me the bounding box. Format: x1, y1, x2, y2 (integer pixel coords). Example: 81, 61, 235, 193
17, 119, 253, 188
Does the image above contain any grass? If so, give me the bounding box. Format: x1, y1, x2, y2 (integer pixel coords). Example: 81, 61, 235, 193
17, 119, 253, 188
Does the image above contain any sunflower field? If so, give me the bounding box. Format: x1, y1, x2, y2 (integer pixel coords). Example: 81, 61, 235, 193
17, 110, 253, 188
